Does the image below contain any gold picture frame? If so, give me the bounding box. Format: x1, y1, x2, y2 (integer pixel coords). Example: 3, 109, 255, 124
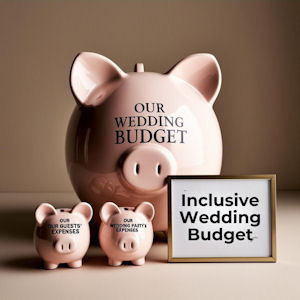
167, 175, 277, 263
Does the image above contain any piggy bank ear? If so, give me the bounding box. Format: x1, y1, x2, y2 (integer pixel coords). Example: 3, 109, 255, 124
167, 54, 221, 106
100, 202, 121, 224
135, 202, 155, 222
35, 203, 57, 226
72, 202, 93, 222
70, 52, 126, 106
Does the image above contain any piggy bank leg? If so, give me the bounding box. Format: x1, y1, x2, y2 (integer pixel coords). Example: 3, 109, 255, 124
68, 260, 82, 268
132, 257, 145, 266
44, 262, 58, 270
108, 258, 122, 266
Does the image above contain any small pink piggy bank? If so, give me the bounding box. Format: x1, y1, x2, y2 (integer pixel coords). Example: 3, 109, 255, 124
34, 202, 93, 269
99, 202, 155, 266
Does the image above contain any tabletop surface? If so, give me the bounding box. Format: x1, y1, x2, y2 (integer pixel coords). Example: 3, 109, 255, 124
0, 191, 299, 300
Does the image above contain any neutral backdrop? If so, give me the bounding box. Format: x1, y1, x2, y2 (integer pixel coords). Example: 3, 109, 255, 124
1, 1, 299, 192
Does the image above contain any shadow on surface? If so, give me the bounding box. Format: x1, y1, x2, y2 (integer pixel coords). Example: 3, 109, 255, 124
2, 255, 110, 271
154, 231, 168, 243
84, 254, 165, 268
2, 256, 42, 270
84, 254, 114, 268
0, 210, 35, 241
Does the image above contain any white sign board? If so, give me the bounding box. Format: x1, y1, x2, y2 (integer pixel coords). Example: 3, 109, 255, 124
168, 175, 276, 262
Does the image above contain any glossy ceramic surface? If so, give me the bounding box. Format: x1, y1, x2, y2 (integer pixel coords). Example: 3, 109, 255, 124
99, 202, 154, 266
66, 52, 222, 231
34, 202, 93, 269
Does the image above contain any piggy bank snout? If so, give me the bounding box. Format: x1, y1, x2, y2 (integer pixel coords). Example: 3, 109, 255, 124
122, 144, 177, 191
118, 236, 139, 252
54, 238, 76, 254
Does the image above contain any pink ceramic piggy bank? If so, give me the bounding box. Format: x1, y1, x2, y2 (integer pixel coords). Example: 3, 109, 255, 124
66, 52, 222, 232
99, 202, 155, 266
34, 202, 93, 269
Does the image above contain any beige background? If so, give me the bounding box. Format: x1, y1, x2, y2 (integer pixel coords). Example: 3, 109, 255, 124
0, 1, 299, 192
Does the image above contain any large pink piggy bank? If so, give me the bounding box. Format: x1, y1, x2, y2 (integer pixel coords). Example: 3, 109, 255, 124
34, 202, 93, 269
99, 202, 155, 266
66, 52, 222, 232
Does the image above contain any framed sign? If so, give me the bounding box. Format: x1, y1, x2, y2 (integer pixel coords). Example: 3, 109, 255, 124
168, 175, 276, 262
